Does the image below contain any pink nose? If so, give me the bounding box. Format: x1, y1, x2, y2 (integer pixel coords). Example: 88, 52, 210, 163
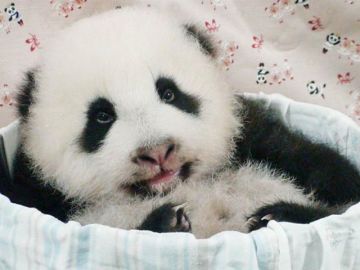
135, 143, 176, 167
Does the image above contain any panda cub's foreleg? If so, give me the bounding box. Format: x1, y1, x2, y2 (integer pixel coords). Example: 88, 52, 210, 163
235, 97, 360, 205
141, 201, 333, 233
246, 201, 333, 231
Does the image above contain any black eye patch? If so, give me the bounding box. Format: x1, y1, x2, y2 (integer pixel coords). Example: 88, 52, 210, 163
79, 97, 117, 153
155, 77, 200, 116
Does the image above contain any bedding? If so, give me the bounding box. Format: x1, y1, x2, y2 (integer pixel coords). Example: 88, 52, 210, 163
0, 93, 360, 269
0, 193, 359, 269
0, 0, 360, 128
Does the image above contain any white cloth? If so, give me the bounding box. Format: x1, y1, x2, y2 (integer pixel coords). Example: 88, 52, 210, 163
1, 193, 360, 270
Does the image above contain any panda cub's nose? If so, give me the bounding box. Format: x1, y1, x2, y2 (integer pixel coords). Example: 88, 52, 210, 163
135, 141, 176, 167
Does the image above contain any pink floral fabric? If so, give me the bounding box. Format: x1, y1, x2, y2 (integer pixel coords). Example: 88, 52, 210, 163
0, 0, 359, 127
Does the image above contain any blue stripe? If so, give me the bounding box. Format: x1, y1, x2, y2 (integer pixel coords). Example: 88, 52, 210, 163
75, 226, 92, 268
122, 231, 130, 269
43, 220, 57, 269
184, 235, 190, 270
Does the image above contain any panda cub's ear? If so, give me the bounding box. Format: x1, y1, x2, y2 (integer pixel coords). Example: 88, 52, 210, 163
184, 24, 217, 58
16, 70, 38, 121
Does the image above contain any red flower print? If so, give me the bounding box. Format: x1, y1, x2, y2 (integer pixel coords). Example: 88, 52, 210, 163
259, 59, 295, 86
226, 41, 239, 55
60, 2, 73, 17
205, 19, 220, 33
266, 3, 280, 16
308, 16, 323, 31
337, 72, 354, 85
0, 84, 16, 107
280, 0, 290, 5
74, 0, 86, 9
217, 40, 238, 70
252, 34, 264, 50
25, 34, 40, 52
50, 0, 86, 17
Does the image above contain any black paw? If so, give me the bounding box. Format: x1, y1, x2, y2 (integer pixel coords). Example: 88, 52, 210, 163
246, 214, 274, 232
138, 203, 191, 233
247, 201, 332, 232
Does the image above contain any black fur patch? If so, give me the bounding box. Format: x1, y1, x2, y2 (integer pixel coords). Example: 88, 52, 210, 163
0, 147, 79, 222
185, 24, 216, 57
234, 97, 360, 206
247, 201, 333, 232
16, 71, 37, 120
156, 77, 200, 116
79, 97, 117, 153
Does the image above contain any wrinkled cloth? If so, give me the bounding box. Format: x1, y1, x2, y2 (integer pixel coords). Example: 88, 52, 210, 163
0, 193, 360, 270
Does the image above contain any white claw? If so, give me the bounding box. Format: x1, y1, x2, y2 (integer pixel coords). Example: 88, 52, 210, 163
246, 217, 258, 226
261, 214, 273, 221
173, 203, 188, 212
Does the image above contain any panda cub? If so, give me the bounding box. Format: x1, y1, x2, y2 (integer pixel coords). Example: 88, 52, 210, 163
5, 8, 360, 238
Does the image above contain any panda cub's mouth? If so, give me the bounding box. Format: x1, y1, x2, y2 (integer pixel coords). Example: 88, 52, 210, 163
147, 169, 179, 186
126, 162, 193, 197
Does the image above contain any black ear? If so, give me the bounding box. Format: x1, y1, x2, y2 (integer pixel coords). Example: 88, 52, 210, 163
184, 24, 216, 57
11, 3, 15, 6
4, 8, 7, 12
16, 70, 37, 121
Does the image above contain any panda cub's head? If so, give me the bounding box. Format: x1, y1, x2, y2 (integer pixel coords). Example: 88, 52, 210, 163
17, 8, 239, 201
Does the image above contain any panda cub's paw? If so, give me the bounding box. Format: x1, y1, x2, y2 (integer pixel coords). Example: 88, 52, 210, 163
246, 214, 273, 232
138, 203, 192, 233
247, 201, 332, 232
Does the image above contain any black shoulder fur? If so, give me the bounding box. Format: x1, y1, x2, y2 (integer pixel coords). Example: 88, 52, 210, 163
235, 97, 360, 206
2, 147, 79, 222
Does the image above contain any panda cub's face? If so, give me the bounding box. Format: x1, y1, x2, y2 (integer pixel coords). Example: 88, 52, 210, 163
22, 8, 238, 201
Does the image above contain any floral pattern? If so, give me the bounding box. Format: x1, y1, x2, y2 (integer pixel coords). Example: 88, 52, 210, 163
50, 0, 87, 18
0, 84, 16, 107
0, 0, 359, 127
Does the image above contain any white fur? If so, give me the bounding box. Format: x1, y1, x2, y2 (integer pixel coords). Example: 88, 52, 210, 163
20, 7, 313, 238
